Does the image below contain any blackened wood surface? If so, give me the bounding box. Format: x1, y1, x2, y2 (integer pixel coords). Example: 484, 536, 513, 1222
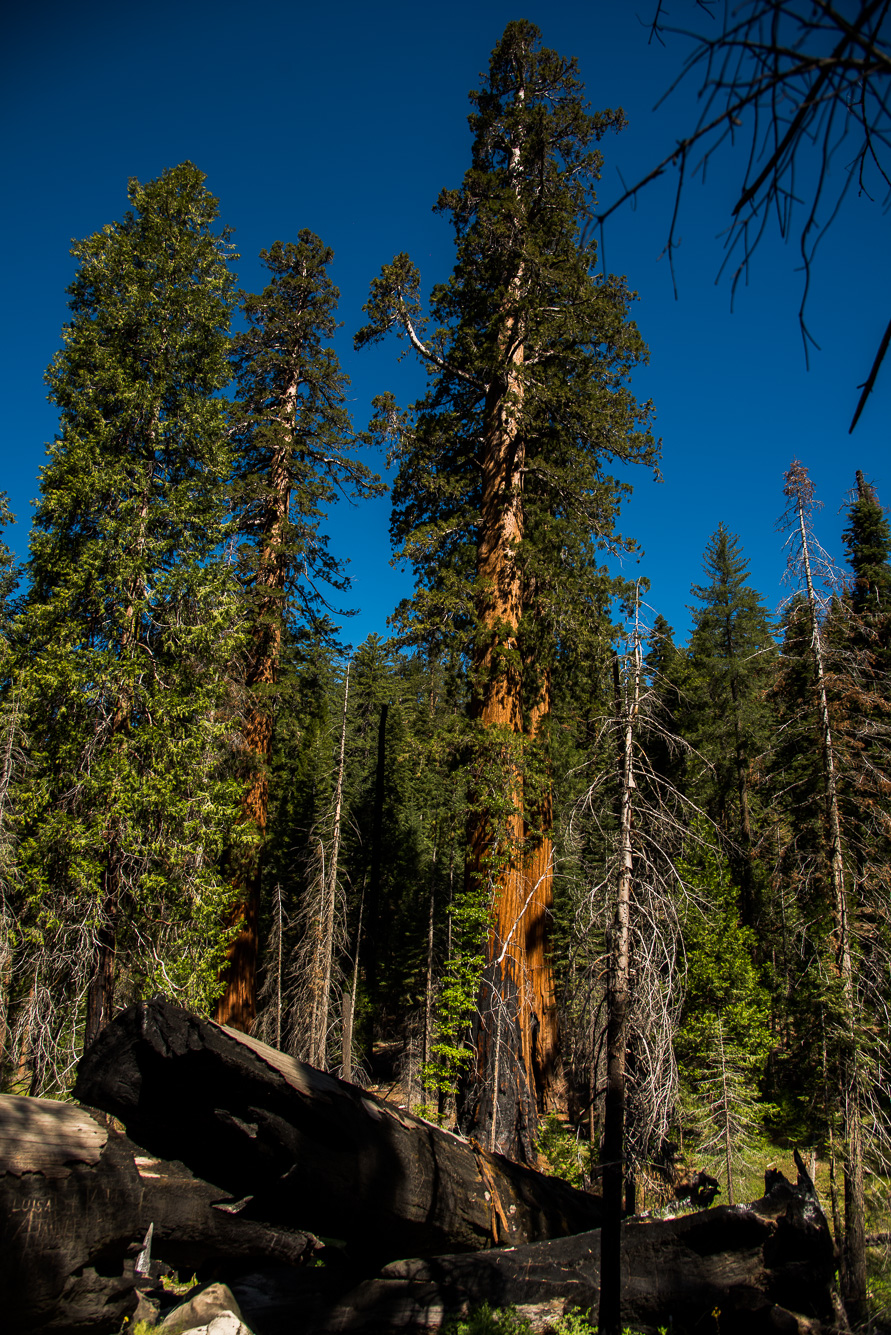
316, 1176, 836, 1334
74, 999, 603, 1262
0, 1094, 317, 1335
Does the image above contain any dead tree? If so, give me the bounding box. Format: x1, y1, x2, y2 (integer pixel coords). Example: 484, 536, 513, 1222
778, 460, 867, 1321
571, 598, 720, 1332
595, 1, 891, 430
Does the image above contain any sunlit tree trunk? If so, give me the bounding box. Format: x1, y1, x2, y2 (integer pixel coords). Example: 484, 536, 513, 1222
599, 641, 639, 1335
523, 669, 560, 1106
466, 286, 540, 1158
315, 663, 350, 1071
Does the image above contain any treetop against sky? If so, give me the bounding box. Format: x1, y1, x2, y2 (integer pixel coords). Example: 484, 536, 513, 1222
3, 0, 888, 647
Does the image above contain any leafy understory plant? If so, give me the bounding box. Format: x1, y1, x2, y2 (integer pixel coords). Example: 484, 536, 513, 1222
444, 1303, 665, 1335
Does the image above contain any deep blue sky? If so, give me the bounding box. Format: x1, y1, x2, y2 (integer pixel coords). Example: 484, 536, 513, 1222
3, 1, 888, 649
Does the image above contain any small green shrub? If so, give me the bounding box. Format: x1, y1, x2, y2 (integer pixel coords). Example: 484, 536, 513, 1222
548, 1311, 595, 1334
444, 1304, 663, 1335
535, 1113, 593, 1191
444, 1303, 534, 1335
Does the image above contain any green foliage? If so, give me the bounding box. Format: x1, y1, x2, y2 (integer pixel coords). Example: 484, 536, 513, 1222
675, 526, 776, 920
676, 844, 772, 1083
357, 21, 658, 1150
6, 164, 246, 1090
675, 841, 773, 1200
423, 874, 489, 1096
535, 1112, 594, 1191
444, 1305, 534, 1335
443, 1306, 658, 1335
842, 471, 891, 615
231, 231, 382, 635
360, 20, 656, 669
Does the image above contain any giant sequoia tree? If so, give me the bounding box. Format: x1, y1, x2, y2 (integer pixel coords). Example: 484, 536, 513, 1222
357, 21, 657, 1160
9, 165, 244, 1086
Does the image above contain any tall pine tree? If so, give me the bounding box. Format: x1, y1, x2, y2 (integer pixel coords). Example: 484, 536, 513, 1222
215, 234, 381, 1031
843, 470, 891, 616
679, 525, 776, 925
356, 19, 656, 1161
11, 164, 244, 1086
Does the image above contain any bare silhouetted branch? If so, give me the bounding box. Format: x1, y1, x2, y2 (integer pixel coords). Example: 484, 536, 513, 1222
594, 2, 891, 429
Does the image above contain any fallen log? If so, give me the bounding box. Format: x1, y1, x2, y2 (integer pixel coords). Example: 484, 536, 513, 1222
74, 999, 604, 1262
314, 1165, 837, 1335
0, 1094, 318, 1335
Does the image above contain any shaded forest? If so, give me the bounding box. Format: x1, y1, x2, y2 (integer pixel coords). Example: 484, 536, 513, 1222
0, 19, 889, 1333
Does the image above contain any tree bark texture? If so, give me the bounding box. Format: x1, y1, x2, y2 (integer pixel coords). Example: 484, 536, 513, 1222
599, 646, 639, 1335
315, 1167, 836, 1335
465, 253, 558, 1161
523, 669, 560, 1105
465, 356, 537, 1158
216, 411, 293, 1032
74, 999, 604, 1266
0, 1093, 318, 1335
792, 474, 867, 1322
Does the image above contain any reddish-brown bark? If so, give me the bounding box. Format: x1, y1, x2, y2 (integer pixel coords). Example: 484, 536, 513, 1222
464, 284, 559, 1158
215, 402, 294, 1032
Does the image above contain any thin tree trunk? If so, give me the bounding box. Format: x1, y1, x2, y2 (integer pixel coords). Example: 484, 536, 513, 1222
15, 970, 37, 1092
423, 838, 438, 1087
365, 700, 388, 1049
274, 882, 283, 1051
792, 476, 866, 1321
84, 858, 119, 1051
308, 840, 326, 1068
599, 641, 640, 1335
343, 882, 363, 1084
718, 1020, 735, 1207
317, 663, 350, 1071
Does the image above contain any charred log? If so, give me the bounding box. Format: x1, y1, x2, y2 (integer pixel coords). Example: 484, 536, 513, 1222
0, 1094, 318, 1335
74, 999, 603, 1264
315, 1165, 836, 1334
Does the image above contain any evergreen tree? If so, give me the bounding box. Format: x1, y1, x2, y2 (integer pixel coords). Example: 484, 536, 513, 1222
0, 497, 21, 1088
843, 470, 891, 615
216, 233, 381, 1031
0, 496, 18, 641
356, 20, 656, 1162
837, 470, 891, 923
679, 525, 776, 925
675, 844, 772, 1203
642, 613, 683, 787
9, 164, 244, 1086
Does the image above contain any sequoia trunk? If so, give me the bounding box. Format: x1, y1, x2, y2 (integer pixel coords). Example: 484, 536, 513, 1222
464, 304, 539, 1160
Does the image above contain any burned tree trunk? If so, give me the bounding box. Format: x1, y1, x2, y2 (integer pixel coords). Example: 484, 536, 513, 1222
0, 1094, 318, 1335
318, 1163, 837, 1335
74, 999, 603, 1265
